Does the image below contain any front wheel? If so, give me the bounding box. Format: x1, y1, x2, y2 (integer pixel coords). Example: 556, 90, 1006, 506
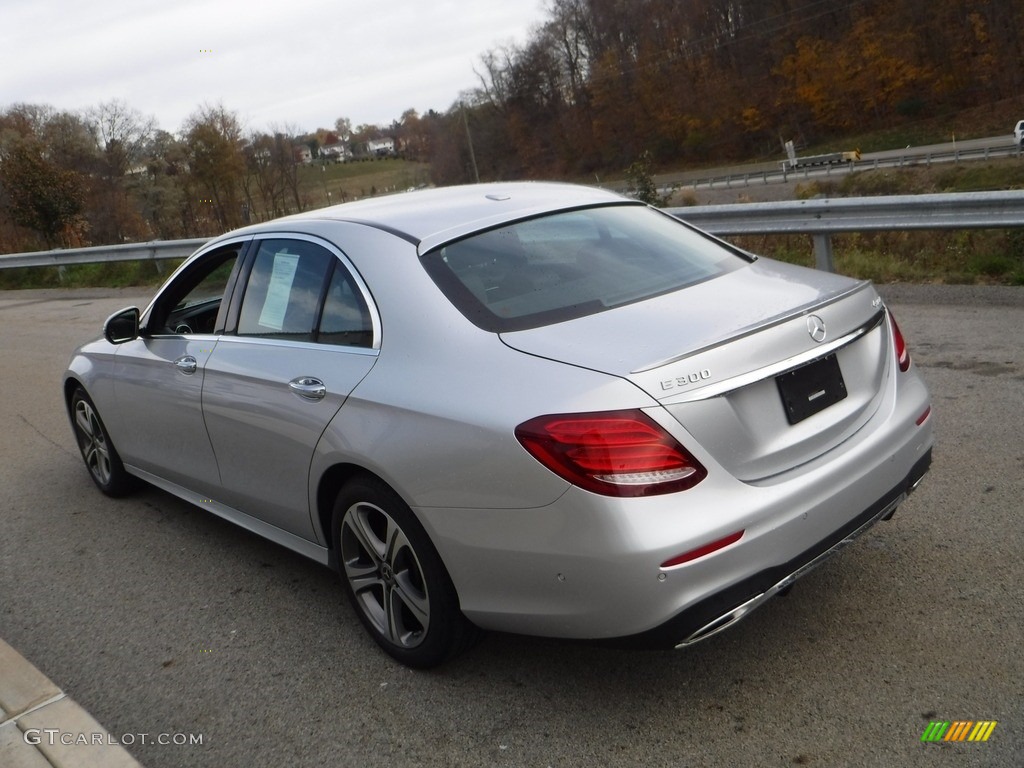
70, 387, 137, 497
332, 476, 480, 668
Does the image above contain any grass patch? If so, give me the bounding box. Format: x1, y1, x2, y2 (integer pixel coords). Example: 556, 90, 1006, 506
932, 163, 1024, 192
297, 159, 432, 208
0, 259, 181, 290
839, 169, 927, 196
733, 228, 1024, 285
794, 180, 839, 199
839, 159, 1024, 196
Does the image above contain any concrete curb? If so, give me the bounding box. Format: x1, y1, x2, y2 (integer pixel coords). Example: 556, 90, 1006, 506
0, 639, 142, 768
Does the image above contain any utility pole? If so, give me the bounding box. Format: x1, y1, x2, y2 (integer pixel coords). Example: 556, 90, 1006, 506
461, 103, 480, 184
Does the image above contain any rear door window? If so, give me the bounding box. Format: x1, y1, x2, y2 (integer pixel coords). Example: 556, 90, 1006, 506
235, 237, 376, 348
238, 240, 334, 341
318, 266, 373, 348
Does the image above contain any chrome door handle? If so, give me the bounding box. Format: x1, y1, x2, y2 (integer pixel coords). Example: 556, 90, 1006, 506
174, 355, 198, 375
289, 377, 326, 401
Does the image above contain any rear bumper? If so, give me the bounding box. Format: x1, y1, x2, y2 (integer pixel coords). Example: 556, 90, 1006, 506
607, 448, 932, 649
419, 365, 933, 642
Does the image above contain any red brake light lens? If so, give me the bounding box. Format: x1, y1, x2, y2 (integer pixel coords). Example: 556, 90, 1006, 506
888, 311, 911, 372
515, 410, 707, 497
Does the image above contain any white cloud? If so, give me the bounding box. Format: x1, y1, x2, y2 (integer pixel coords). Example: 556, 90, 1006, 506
0, 0, 543, 133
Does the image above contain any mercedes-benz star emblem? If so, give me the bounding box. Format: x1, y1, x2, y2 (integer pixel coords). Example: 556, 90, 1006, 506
807, 315, 827, 343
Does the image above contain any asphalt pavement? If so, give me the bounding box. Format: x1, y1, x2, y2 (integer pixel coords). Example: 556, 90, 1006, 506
1, 284, 1021, 768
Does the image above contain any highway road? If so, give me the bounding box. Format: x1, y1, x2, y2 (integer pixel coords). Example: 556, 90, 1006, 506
1, 285, 1022, 768
643, 133, 1023, 196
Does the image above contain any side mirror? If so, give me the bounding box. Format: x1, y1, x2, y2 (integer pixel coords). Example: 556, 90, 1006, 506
103, 307, 140, 344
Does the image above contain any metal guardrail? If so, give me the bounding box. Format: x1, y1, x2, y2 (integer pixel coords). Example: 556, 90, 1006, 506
670, 190, 1024, 233
679, 143, 1022, 191
3, 191, 1024, 274
669, 190, 1024, 271
0, 238, 207, 270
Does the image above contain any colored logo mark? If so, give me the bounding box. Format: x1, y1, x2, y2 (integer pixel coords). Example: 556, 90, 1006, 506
921, 721, 997, 742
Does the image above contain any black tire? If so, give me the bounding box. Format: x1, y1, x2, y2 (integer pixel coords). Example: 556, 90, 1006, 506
69, 387, 138, 497
331, 475, 481, 668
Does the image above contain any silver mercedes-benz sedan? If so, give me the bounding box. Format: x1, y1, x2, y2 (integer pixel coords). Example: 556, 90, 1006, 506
64, 182, 933, 667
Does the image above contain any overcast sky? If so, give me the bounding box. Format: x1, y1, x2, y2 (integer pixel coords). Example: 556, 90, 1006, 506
1, 0, 545, 134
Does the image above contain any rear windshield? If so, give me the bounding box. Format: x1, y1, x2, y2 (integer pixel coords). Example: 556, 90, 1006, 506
421, 204, 747, 332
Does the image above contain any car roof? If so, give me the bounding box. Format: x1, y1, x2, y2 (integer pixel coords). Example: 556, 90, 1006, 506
220, 182, 637, 254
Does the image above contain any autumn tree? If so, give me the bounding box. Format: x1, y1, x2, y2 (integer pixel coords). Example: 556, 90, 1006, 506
451, 0, 1023, 177
41, 110, 97, 176
136, 129, 188, 239
0, 136, 85, 247
394, 109, 432, 161
425, 108, 473, 185
182, 104, 246, 231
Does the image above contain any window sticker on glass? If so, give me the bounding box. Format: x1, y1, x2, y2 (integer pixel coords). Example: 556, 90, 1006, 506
258, 251, 299, 331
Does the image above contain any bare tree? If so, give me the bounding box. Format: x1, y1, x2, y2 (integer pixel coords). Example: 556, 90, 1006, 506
86, 99, 156, 178
271, 124, 305, 213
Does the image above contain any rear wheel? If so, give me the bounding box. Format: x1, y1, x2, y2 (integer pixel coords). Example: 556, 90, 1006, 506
332, 475, 480, 668
70, 387, 137, 497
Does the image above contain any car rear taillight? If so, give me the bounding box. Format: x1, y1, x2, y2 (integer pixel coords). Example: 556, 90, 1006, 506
515, 410, 707, 497
888, 311, 911, 372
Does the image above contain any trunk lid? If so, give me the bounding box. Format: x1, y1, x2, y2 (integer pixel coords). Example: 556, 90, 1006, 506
500, 259, 892, 481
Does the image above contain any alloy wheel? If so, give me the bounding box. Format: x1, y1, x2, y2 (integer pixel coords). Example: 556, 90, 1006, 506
74, 397, 112, 486
340, 501, 430, 649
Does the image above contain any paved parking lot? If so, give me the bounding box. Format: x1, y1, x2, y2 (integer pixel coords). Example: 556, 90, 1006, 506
1, 285, 1021, 767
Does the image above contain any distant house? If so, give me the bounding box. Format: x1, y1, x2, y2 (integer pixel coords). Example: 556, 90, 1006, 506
321, 142, 352, 163
293, 146, 313, 165
365, 137, 396, 157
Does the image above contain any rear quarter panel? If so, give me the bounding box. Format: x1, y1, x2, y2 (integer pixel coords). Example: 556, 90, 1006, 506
307, 222, 659, 511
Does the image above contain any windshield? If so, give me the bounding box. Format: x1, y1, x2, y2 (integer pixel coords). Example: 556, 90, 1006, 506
421, 204, 748, 332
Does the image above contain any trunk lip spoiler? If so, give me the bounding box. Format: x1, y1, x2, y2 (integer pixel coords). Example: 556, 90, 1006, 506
633, 280, 872, 374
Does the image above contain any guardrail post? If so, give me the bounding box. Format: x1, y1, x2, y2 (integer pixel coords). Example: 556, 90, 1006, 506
812, 233, 835, 273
